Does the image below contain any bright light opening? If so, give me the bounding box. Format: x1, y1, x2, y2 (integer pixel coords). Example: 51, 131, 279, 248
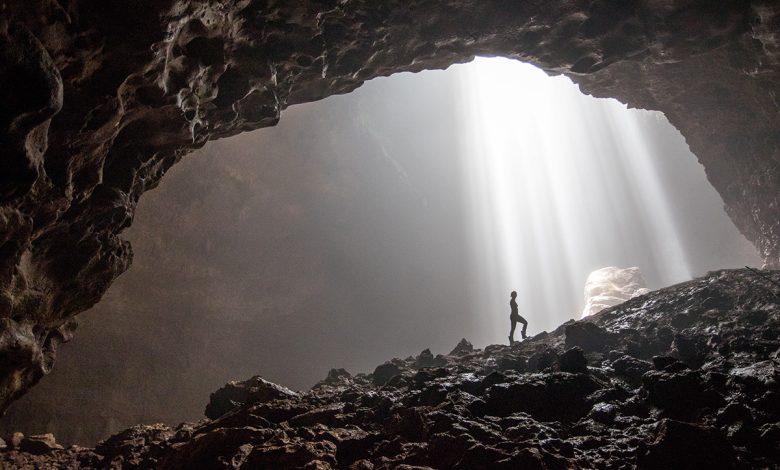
458, 57, 692, 341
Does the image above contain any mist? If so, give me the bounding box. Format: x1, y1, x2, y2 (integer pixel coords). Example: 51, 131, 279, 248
0, 58, 760, 444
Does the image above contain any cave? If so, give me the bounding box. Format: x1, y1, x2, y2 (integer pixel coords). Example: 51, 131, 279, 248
0, 1, 779, 468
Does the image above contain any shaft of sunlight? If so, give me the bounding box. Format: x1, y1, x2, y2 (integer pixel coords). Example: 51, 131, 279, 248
458, 57, 692, 344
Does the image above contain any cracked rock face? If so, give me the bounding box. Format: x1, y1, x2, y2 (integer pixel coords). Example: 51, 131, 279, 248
1, 268, 778, 468
0, 0, 779, 412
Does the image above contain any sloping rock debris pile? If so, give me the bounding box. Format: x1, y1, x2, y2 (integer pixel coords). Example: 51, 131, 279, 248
1, 268, 778, 468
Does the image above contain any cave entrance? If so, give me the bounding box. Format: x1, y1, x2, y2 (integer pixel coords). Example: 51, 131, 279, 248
2, 57, 761, 446
141, 56, 759, 364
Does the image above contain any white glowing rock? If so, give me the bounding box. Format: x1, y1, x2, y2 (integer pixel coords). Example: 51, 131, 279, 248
581, 267, 650, 318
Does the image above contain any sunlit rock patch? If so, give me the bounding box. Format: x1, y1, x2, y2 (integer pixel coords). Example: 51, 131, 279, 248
1, 268, 778, 468
581, 267, 650, 319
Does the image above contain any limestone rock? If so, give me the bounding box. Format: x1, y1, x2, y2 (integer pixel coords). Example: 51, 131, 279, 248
449, 339, 475, 356
581, 267, 650, 318
205, 376, 299, 420
638, 419, 737, 469
564, 322, 616, 352
413, 349, 447, 369
559, 347, 588, 374
18, 433, 63, 454
372, 362, 403, 386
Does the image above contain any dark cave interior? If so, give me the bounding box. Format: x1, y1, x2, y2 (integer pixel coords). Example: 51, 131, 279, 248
0, 1, 778, 468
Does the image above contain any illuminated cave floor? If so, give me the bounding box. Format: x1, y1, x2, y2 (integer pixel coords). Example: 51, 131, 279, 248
2, 268, 779, 469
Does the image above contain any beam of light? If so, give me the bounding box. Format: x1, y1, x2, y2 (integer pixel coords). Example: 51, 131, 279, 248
457, 57, 692, 344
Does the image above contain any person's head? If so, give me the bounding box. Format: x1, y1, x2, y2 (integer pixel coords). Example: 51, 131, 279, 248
510, 291, 517, 298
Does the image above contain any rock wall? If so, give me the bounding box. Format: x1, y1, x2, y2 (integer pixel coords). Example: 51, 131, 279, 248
0, 0, 778, 412
0, 90, 477, 444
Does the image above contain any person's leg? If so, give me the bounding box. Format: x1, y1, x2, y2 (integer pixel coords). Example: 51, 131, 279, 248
518, 316, 528, 339
509, 319, 517, 344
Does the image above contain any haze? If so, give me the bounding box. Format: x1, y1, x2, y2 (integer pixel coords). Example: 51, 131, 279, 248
1, 58, 760, 444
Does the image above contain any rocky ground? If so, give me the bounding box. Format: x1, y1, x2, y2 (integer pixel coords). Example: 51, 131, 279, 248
1, 267, 779, 469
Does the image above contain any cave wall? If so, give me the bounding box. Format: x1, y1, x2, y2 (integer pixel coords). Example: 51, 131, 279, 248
0, 85, 475, 443
0, 0, 778, 413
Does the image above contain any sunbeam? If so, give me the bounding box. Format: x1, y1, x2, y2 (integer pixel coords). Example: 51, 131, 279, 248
458, 57, 693, 341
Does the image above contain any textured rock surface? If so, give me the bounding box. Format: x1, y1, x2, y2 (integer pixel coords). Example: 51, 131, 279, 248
0, 0, 779, 413
205, 376, 300, 420
1, 268, 778, 468
582, 267, 650, 318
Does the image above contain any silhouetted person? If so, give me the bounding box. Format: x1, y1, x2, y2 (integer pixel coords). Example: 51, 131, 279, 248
509, 291, 528, 344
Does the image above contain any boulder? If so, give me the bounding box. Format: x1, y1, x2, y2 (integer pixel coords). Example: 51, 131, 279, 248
372, 362, 403, 386
384, 408, 429, 442
651, 356, 682, 371
496, 354, 527, 373
19, 433, 63, 454
449, 339, 475, 356
588, 402, 618, 424
205, 376, 299, 419
486, 373, 603, 422
638, 419, 736, 469
643, 370, 723, 418
314, 368, 352, 388
428, 432, 473, 468
414, 349, 448, 369
96, 424, 176, 461
565, 322, 616, 353
612, 355, 652, 381
729, 360, 778, 394
527, 349, 558, 372
670, 334, 705, 368
559, 347, 588, 374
